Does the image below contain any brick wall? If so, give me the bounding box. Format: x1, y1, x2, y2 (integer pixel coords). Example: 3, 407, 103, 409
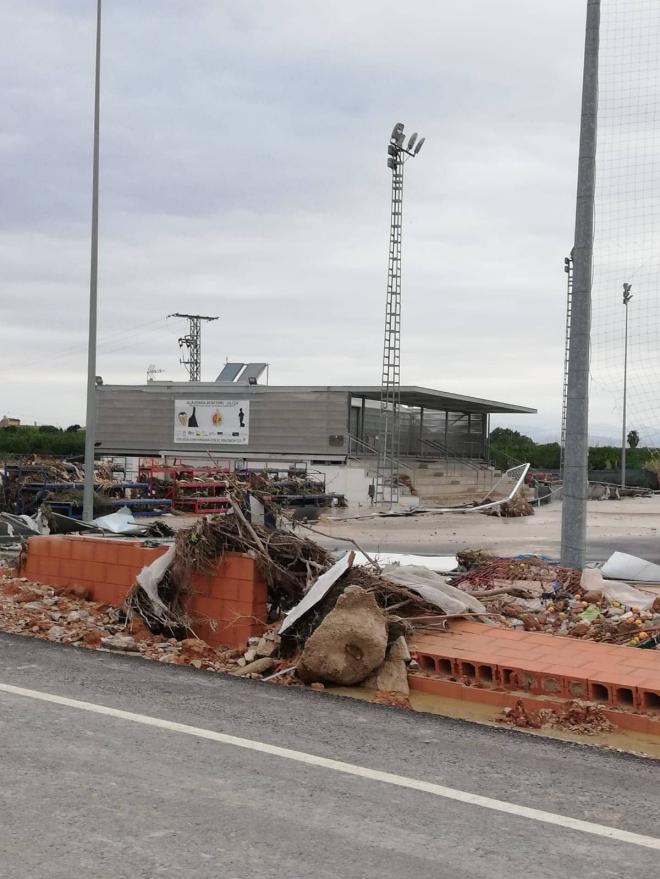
412, 620, 660, 718
21, 535, 267, 649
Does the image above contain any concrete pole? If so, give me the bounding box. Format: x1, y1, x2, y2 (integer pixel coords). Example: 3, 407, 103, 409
560, 0, 600, 569
83, 0, 102, 522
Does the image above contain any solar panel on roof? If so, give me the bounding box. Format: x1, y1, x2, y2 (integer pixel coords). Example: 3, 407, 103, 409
236, 363, 267, 384
215, 362, 245, 382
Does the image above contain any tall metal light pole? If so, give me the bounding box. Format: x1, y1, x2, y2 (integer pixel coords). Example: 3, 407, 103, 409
560, 0, 600, 569
621, 282, 633, 489
375, 123, 425, 505
82, 0, 102, 523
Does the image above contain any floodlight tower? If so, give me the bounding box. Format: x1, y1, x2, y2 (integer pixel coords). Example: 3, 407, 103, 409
559, 251, 574, 479
167, 313, 218, 382
375, 123, 425, 505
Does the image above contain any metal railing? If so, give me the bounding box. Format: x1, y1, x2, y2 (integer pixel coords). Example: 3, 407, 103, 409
417, 437, 486, 474
348, 433, 492, 480
347, 435, 416, 476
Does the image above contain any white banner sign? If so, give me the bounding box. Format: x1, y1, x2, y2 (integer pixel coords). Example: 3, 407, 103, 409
174, 399, 249, 444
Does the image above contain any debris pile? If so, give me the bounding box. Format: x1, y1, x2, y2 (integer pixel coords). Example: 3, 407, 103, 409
482, 489, 533, 518
126, 511, 331, 634
1, 499, 657, 733
451, 553, 660, 647
499, 699, 615, 735
0, 573, 239, 671
138, 462, 345, 515
1, 454, 166, 518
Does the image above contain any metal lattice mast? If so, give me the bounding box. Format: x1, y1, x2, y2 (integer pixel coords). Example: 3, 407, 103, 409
559, 251, 574, 478
168, 313, 218, 382
375, 123, 425, 505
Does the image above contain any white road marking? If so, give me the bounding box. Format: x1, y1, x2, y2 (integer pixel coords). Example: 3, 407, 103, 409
1, 681, 658, 851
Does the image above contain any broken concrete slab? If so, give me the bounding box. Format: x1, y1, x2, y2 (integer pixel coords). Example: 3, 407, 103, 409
101, 634, 139, 652
231, 657, 276, 677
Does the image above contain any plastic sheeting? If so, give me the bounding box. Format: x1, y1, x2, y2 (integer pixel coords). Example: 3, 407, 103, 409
580, 567, 655, 611
93, 506, 143, 535
601, 551, 660, 584
279, 552, 354, 635
380, 564, 487, 616
352, 552, 458, 574
135, 543, 176, 619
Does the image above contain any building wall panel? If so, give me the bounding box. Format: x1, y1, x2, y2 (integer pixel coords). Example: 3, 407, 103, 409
95, 385, 349, 457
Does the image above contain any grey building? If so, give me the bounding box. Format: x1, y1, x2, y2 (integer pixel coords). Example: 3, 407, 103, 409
95, 383, 535, 464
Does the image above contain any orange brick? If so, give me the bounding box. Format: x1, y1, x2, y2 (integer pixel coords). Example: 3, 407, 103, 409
40, 558, 61, 578
81, 561, 105, 583
409, 675, 466, 699
190, 573, 216, 597
209, 577, 242, 602
186, 596, 225, 620
639, 689, 660, 713
218, 554, 255, 581
54, 539, 72, 561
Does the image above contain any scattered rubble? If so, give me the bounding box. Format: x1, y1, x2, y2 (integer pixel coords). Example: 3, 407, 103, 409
0, 572, 240, 672
499, 699, 616, 735
451, 553, 660, 647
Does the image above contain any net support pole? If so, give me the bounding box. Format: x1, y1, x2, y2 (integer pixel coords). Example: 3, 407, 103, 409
83, 0, 102, 523
560, 0, 600, 569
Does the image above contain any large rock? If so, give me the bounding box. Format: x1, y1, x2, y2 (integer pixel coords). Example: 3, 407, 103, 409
363, 636, 410, 695
297, 586, 387, 685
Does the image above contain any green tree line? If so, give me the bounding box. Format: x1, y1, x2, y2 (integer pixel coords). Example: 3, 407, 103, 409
489, 427, 656, 472
0, 426, 85, 456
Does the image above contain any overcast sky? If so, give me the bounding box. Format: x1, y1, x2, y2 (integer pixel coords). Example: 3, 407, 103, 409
1, 1, 591, 436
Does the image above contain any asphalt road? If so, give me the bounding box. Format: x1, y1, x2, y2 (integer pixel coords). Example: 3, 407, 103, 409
0, 634, 658, 878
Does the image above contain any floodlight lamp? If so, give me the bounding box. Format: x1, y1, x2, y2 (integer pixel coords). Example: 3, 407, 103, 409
414, 136, 425, 155
407, 132, 418, 150
395, 131, 405, 147
387, 144, 397, 157
622, 282, 633, 304
391, 122, 405, 141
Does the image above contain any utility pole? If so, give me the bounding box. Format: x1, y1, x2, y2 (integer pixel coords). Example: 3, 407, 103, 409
621, 283, 633, 489
168, 313, 218, 382
560, 0, 600, 569
83, 0, 102, 523
559, 251, 574, 480
375, 123, 425, 505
